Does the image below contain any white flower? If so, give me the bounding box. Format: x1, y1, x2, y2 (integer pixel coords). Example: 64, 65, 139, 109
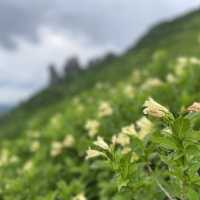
63, 135, 75, 148
121, 124, 137, 136
9, 155, 19, 163
143, 97, 170, 118
132, 70, 141, 83
123, 85, 135, 98
73, 192, 87, 200
187, 102, 200, 112
142, 78, 163, 90
136, 117, 153, 140
85, 120, 100, 138
131, 152, 139, 162
189, 57, 200, 65
0, 149, 9, 167
98, 101, 113, 117
175, 57, 188, 76
111, 135, 117, 146
50, 113, 62, 128
30, 141, 40, 152
23, 160, 33, 171
85, 148, 105, 160
115, 133, 130, 146
166, 73, 177, 83
177, 57, 188, 66
50, 141, 63, 157
93, 137, 110, 151
122, 147, 131, 155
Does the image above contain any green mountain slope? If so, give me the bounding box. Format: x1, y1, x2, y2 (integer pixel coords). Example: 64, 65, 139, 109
1, 9, 200, 200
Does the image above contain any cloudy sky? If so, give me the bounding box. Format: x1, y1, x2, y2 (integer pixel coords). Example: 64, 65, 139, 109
0, 0, 200, 105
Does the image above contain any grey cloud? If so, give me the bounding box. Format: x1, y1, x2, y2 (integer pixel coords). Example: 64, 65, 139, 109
0, 0, 199, 50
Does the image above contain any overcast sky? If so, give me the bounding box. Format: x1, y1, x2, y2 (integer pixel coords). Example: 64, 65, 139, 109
0, 0, 200, 105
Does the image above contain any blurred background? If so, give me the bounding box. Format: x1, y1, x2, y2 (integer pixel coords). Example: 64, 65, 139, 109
0, 0, 200, 111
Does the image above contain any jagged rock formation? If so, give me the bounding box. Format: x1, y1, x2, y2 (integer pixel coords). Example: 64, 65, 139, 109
48, 64, 61, 85
64, 56, 81, 76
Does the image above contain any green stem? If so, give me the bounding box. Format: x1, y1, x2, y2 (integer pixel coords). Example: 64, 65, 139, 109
147, 165, 175, 200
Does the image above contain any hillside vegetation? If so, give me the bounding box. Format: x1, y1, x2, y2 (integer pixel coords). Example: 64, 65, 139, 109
1, 9, 200, 200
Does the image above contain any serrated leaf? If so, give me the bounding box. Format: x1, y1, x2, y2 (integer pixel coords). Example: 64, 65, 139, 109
152, 135, 178, 150
187, 188, 199, 200
172, 118, 191, 139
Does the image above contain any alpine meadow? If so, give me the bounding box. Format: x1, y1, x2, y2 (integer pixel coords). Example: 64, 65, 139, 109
2, 7, 200, 200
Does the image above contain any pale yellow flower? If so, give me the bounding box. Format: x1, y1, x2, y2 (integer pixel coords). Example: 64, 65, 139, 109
142, 78, 163, 90
30, 141, 40, 152
122, 147, 132, 155
115, 133, 130, 146
131, 152, 139, 162
98, 101, 113, 117
187, 102, 200, 112
166, 73, 177, 83
50, 141, 63, 157
143, 97, 170, 118
132, 69, 141, 83
189, 57, 200, 65
63, 135, 75, 148
0, 149, 9, 167
9, 155, 19, 163
177, 57, 188, 64
136, 117, 153, 140
50, 113, 62, 128
121, 124, 137, 136
123, 85, 135, 98
94, 136, 110, 151
85, 148, 105, 160
111, 135, 117, 146
175, 57, 188, 76
72, 192, 87, 200
85, 120, 100, 138
23, 160, 33, 171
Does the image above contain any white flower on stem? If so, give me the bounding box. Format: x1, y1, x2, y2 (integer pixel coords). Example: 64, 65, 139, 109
72, 192, 87, 200
50, 141, 63, 157
131, 152, 139, 162
142, 78, 163, 90
63, 135, 75, 148
132, 69, 141, 83
136, 117, 153, 140
166, 73, 177, 83
189, 57, 200, 65
98, 101, 113, 118
9, 155, 19, 163
23, 160, 33, 171
115, 133, 130, 146
123, 85, 135, 98
187, 102, 200, 112
85, 148, 105, 160
111, 135, 117, 146
0, 149, 9, 167
30, 141, 40, 152
143, 97, 170, 118
121, 124, 137, 136
93, 136, 110, 151
85, 120, 100, 138
122, 147, 132, 155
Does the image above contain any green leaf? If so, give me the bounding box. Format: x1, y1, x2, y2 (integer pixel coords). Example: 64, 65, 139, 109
187, 187, 199, 200
152, 135, 178, 150
172, 117, 191, 139
189, 131, 200, 141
